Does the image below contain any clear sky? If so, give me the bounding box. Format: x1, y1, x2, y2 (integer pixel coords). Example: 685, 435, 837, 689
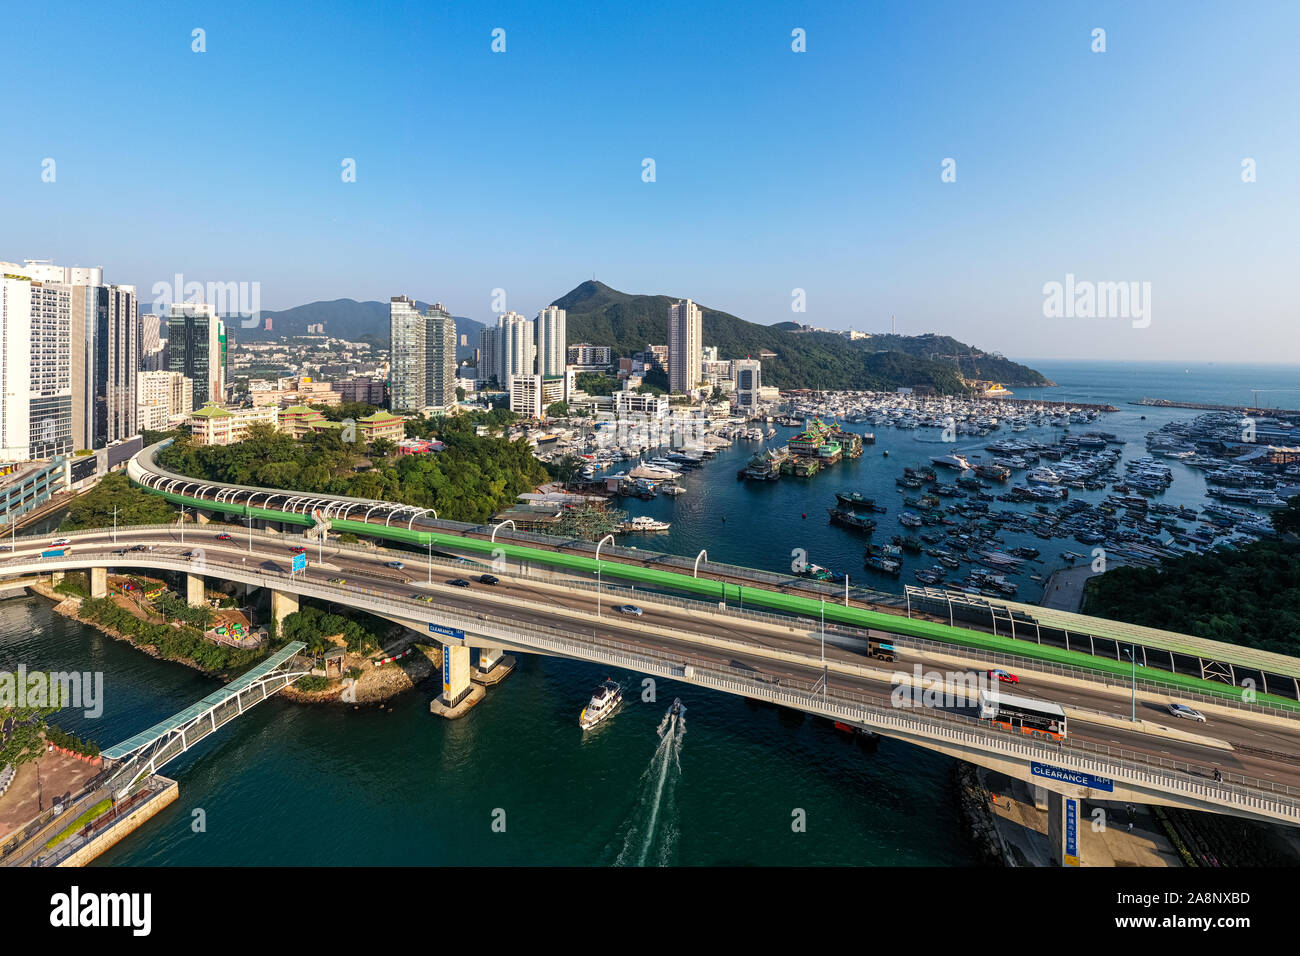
2, 0, 1297, 363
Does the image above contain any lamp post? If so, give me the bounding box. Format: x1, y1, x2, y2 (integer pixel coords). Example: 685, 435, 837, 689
820, 598, 826, 662
596, 534, 614, 617
1126, 645, 1137, 722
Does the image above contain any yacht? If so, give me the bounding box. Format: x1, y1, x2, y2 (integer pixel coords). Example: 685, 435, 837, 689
579, 679, 623, 730
929, 453, 972, 470
617, 515, 671, 532
1027, 467, 1062, 484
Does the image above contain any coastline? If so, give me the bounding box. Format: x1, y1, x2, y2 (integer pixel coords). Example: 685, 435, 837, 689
25, 581, 433, 707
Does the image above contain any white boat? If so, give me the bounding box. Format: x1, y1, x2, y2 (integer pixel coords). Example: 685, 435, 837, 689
617, 515, 671, 532
1027, 467, 1062, 484
930, 453, 972, 470
663, 484, 686, 496
579, 679, 623, 730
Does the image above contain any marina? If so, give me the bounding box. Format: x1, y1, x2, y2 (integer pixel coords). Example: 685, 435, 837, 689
574, 367, 1298, 609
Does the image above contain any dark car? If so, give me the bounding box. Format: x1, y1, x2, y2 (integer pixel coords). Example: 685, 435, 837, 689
479, 574, 499, 585
447, 578, 471, 588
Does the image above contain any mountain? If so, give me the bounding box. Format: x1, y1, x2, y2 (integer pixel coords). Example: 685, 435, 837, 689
551, 281, 1051, 393
236, 299, 484, 361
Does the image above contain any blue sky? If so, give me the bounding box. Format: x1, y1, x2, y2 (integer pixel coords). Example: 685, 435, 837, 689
2, 0, 1297, 363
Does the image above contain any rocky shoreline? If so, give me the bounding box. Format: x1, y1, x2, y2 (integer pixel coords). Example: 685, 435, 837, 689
30, 582, 435, 707
952, 761, 1008, 866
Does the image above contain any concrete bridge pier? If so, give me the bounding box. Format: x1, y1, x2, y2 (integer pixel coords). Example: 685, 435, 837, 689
195, 510, 211, 525
430, 643, 483, 718
271, 589, 298, 628
474, 646, 516, 686
186, 573, 205, 607
90, 566, 107, 599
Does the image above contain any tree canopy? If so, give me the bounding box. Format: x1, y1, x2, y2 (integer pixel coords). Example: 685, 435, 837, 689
159, 413, 547, 523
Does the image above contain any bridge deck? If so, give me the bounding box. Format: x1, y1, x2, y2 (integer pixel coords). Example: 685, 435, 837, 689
128, 439, 1300, 690
102, 641, 306, 760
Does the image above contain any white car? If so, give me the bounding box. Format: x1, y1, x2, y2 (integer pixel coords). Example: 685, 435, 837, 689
51, 537, 71, 546
1168, 702, 1207, 723
617, 604, 644, 616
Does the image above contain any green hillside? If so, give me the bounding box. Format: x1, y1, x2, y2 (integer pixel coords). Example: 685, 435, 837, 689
236, 298, 484, 361
552, 281, 1049, 393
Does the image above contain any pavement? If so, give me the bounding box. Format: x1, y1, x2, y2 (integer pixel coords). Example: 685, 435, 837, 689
0, 751, 100, 842
1038, 564, 1104, 612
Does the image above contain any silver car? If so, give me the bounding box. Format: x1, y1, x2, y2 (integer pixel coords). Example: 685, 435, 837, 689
1168, 702, 1206, 723
617, 604, 644, 616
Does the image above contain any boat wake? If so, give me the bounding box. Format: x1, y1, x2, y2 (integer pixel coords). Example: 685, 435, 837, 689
610, 702, 686, 866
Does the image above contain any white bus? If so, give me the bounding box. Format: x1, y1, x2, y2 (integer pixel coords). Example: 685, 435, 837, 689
977, 689, 1067, 741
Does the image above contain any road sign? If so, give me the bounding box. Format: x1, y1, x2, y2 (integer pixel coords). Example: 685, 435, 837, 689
1031, 762, 1114, 793
428, 622, 465, 641
292, 553, 306, 573
1064, 797, 1079, 866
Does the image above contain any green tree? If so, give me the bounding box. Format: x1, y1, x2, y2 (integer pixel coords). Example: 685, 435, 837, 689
60, 473, 176, 532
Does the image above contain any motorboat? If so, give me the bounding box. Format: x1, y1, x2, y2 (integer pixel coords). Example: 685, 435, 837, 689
579, 679, 623, 730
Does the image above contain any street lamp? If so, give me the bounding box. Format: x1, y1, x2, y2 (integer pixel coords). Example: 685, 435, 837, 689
1124, 645, 1137, 722
178, 505, 186, 544
595, 534, 614, 617
820, 597, 826, 662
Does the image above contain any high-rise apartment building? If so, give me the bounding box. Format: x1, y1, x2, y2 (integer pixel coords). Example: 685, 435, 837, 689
97, 284, 139, 446
28, 279, 73, 457
166, 303, 224, 407
478, 324, 502, 386
499, 311, 535, 383
668, 298, 702, 394
535, 305, 566, 377
424, 302, 458, 410
731, 358, 762, 411
0, 273, 33, 460
389, 296, 457, 412
1, 260, 136, 456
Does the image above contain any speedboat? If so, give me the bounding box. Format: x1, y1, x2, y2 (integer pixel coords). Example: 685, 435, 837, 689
579, 679, 623, 730
671, 697, 683, 716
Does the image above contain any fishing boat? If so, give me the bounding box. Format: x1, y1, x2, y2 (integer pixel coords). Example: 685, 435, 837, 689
579, 679, 623, 730
898, 511, 923, 527
864, 553, 902, 576
828, 508, 877, 534
835, 491, 886, 513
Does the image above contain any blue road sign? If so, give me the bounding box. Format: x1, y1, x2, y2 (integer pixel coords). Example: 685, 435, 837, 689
1031, 762, 1114, 792
292, 552, 306, 572
1065, 797, 1078, 858
428, 622, 465, 641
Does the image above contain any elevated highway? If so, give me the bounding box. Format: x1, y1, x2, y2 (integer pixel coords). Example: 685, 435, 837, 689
5, 520, 1300, 857
127, 440, 1300, 708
